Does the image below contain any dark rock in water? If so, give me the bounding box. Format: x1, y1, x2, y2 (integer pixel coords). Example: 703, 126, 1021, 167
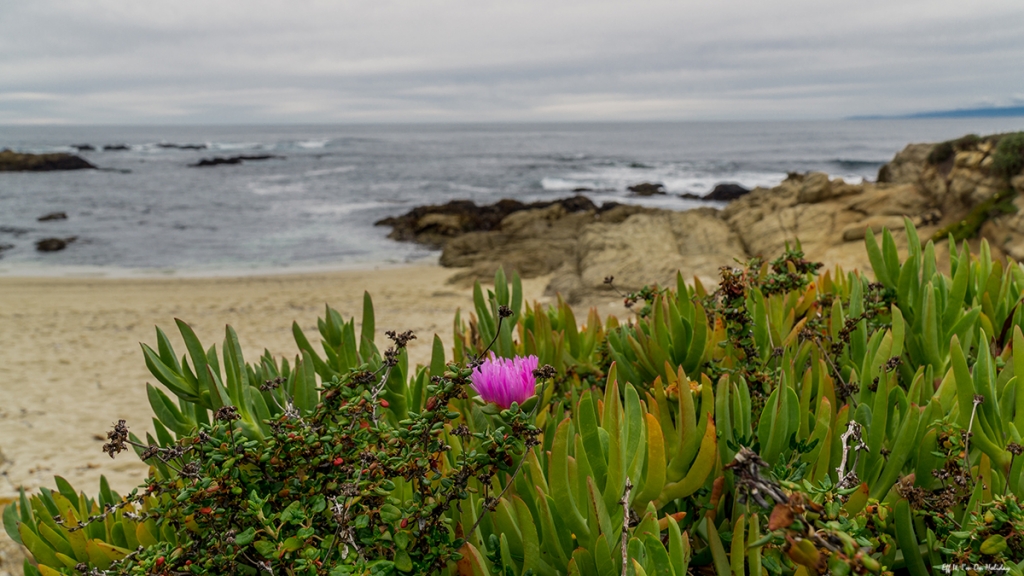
706, 183, 751, 201
681, 183, 752, 202
0, 149, 96, 172
629, 162, 652, 169
158, 143, 208, 150
375, 195, 599, 248
627, 182, 666, 196
191, 155, 278, 167
573, 187, 593, 192
71, 144, 95, 151
103, 144, 130, 151
0, 243, 13, 256
38, 212, 68, 222
36, 237, 77, 252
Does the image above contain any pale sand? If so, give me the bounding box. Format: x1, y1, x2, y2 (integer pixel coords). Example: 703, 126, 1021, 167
0, 264, 577, 502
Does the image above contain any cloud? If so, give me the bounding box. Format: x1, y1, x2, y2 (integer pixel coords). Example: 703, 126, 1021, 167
1, 0, 1022, 123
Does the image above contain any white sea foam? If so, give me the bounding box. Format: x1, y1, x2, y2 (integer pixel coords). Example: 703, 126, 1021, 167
543, 163, 789, 197
300, 202, 389, 216
296, 139, 331, 149
209, 141, 263, 151
540, 177, 600, 191
304, 166, 356, 177
448, 183, 493, 194
248, 181, 306, 195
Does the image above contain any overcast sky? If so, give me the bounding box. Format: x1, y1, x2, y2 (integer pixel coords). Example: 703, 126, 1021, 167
2, 0, 1023, 124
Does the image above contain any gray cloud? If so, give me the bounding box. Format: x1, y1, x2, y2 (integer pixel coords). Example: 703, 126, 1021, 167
1, 0, 1022, 123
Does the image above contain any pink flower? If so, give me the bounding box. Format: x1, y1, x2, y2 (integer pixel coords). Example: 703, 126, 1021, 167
471, 354, 539, 409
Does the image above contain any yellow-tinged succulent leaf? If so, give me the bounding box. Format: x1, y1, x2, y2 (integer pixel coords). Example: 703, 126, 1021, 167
55, 552, 79, 569
85, 540, 113, 570
37, 566, 66, 576
658, 417, 716, 506
136, 521, 159, 548
551, 418, 590, 541
842, 483, 870, 516
455, 542, 489, 576
633, 413, 666, 512
731, 515, 746, 576
513, 496, 541, 575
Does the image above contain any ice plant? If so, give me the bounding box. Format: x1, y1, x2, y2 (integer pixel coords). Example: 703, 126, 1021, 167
471, 353, 539, 409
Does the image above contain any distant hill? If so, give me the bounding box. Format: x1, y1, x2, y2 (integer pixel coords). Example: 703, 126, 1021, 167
850, 105, 1024, 120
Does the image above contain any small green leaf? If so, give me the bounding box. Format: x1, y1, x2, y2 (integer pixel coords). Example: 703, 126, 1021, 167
980, 534, 1008, 555
280, 501, 304, 524
394, 549, 413, 572
234, 527, 256, 546
379, 504, 403, 523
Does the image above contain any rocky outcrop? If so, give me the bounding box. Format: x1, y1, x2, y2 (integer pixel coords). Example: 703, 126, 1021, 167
549, 208, 746, 302
190, 155, 278, 167
375, 196, 600, 249
0, 150, 96, 172
376, 132, 1024, 304
103, 144, 130, 151
442, 203, 651, 286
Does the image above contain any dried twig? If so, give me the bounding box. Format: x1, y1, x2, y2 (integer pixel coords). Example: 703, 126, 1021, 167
621, 477, 633, 576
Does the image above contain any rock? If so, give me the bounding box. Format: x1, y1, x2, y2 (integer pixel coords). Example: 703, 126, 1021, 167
37, 212, 68, 222
0, 243, 12, 256
877, 143, 932, 184
795, 172, 834, 203
375, 195, 598, 248
0, 149, 96, 172
190, 155, 278, 167
570, 208, 745, 301
846, 184, 928, 216
158, 143, 208, 150
36, 237, 77, 252
103, 144, 130, 151
841, 216, 908, 242
954, 150, 985, 169
1013, 175, 1024, 194
627, 182, 666, 196
706, 183, 751, 201
681, 183, 752, 202
572, 187, 593, 192
71, 144, 95, 151
440, 203, 652, 286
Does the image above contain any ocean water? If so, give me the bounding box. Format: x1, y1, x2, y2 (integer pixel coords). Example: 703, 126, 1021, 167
3, 119, 1024, 276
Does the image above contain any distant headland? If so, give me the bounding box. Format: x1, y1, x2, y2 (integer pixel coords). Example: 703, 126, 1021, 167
850, 105, 1024, 120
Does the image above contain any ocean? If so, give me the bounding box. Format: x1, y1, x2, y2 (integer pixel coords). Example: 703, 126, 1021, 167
3, 119, 1024, 276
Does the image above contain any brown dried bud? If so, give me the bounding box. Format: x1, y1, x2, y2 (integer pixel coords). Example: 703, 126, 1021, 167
214, 406, 240, 422
532, 364, 557, 380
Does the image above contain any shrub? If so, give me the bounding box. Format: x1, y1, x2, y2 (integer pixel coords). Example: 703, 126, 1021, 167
926, 140, 955, 165
993, 131, 1024, 180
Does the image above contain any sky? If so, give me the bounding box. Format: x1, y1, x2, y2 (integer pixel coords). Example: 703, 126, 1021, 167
2, 0, 1023, 125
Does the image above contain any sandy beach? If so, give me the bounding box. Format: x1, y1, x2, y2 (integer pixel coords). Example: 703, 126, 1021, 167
0, 264, 572, 502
